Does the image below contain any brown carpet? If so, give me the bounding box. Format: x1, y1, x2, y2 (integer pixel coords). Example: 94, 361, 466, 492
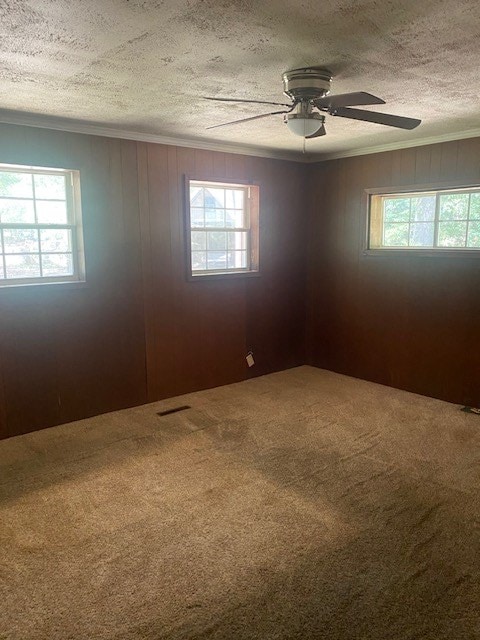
0, 366, 479, 639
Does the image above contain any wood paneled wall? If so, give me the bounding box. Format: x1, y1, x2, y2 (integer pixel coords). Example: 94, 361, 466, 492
0, 126, 147, 440
3, 120, 477, 439
306, 138, 480, 406
0, 124, 307, 439
138, 143, 307, 401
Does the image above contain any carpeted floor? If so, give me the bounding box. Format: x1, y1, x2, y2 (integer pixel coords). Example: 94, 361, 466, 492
0, 366, 479, 639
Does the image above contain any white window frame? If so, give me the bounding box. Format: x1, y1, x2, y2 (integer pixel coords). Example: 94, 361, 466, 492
0, 164, 85, 287
366, 183, 480, 256
185, 177, 260, 279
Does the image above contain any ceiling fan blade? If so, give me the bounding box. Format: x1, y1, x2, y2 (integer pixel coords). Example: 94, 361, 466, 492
206, 110, 290, 130
203, 96, 292, 107
305, 124, 326, 139
331, 107, 421, 130
315, 91, 385, 109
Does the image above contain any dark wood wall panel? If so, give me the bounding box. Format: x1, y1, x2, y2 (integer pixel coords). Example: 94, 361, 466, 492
2, 120, 478, 438
307, 137, 480, 407
140, 144, 307, 402
244, 156, 307, 377
0, 127, 148, 438
0, 124, 307, 439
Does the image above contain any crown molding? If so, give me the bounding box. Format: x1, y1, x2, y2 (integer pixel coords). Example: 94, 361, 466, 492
1, 109, 480, 166
310, 127, 480, 162
0, 109, 306, 163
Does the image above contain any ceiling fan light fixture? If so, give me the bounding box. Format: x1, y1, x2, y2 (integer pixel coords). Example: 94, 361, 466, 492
285, 113, 324, 137
204, 66, 421, 136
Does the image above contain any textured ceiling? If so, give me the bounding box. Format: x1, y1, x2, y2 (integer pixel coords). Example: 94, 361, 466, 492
1, 0, 480, 159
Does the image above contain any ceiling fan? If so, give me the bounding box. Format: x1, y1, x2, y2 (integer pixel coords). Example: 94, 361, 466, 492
204, 67, 421, 139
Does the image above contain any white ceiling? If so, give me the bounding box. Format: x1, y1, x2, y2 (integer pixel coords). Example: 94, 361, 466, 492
1, 0, 480, 160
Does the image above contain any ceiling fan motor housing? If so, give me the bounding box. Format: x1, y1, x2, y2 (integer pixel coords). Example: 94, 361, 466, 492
282, 67, 332, 100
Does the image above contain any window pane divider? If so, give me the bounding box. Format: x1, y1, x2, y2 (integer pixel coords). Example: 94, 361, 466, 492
433, 193, 440, 248
0, 223, 74, 229
465, 192, 471, 247
407, 198, 412, 247
1, 251, 74, 256
0, 228, 5, 279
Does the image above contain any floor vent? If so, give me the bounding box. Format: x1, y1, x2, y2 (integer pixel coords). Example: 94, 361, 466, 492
157, 405, 191, 417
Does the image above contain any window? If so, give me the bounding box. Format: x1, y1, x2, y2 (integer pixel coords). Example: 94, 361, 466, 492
0, 164, 84, 286
369, 186, 480, 252
186, 179, 259, 277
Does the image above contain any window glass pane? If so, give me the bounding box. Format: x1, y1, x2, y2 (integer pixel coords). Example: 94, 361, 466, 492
438, 221, 467, 247
411, 196, 435, 222
0, 199, 35, 223
188, 180, 256, 274
469, 193, 480, 220
207, 231, 226, 250
3, 228, 39, 253
373, 189, 480, 251
225, 189, 244, 209
190, 186, 203, 207
36, 200, 68, 224
227, 231, 247, 250
5, 254, 40, 278
409, 222, 434, 247
191, 231, 206, 250
207, 251, 227, 269
0, 168, 82, 285
191, 251, 207, 270
204, 188, 225, 208
384, 222, 409, 246
227, 251, 247, 269
40, 228, 72, 253
0, 172, 33, 198
34, 174, 66, 200
439, 193, 468, 220
467, 221, 480, 247
190, 208, 205, 227
384, 198, 410, 223
225, 210, 245, 228
205, 208, 225, 227
41, 253, 73, 276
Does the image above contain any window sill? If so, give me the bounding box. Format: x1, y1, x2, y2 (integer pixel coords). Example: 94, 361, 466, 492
188, 269, 260, 282
0, 279, 88, 293
364, 248, 480, 258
